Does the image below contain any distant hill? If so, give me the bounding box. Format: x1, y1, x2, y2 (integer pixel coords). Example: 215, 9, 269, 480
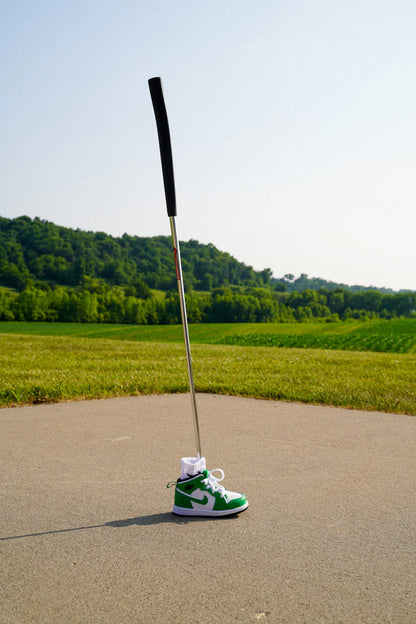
0, 215, 273, 293
1, 216, 415, 324
273, 274, 401, 295
0, 215, 411, 295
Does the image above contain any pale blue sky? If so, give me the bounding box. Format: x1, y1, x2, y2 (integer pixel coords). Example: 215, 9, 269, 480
1, 1, 415, 291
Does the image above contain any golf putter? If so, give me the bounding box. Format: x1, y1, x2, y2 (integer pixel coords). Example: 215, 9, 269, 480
148, 77, 202, 458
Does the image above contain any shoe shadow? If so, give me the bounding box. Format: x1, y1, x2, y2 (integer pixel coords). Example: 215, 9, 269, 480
1, 511, 240, 541
106, 511, 240, 527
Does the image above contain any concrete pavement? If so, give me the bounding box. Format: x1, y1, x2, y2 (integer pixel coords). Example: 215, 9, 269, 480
1, 394, 415, 623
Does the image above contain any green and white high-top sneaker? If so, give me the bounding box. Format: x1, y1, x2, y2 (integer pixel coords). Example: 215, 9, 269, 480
168, 467, 249, 517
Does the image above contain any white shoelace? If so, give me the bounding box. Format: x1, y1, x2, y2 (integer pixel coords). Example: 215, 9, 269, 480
202, 468, 226, 498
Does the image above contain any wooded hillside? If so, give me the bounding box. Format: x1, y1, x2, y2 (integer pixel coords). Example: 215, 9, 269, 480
1, 215, 415, 324
0, 215, 269, 292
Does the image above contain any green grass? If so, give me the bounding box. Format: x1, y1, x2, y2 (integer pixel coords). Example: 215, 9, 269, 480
1, 319, 416, 352
215, 319, 416, 353
0, 285, 17, 293
150, 289, 166, 300
0, 333, 415, 415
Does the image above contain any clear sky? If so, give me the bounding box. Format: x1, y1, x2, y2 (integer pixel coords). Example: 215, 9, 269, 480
1, 1, 415, 291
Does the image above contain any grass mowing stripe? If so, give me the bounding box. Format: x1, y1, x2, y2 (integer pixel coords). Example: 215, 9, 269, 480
216, 330, 415, 353
0, 319, 415, 353
1, 334, 415, 415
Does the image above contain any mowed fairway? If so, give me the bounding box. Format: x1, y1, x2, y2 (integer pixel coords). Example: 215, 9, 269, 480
1, 320, 416, 414
1, 319, 416, 352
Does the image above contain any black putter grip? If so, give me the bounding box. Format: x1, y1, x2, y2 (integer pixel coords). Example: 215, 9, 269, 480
148, 77, 177, 217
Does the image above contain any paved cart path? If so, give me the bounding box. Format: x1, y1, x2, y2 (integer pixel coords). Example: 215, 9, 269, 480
1, 394, 415, 624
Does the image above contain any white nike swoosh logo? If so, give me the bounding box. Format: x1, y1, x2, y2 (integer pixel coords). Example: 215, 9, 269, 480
179, 488, 216, 510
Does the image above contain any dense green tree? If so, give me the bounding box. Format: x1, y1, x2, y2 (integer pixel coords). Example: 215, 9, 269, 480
0, 281, 415, 324
1, 215, 415, 324
0, 215, 275, 293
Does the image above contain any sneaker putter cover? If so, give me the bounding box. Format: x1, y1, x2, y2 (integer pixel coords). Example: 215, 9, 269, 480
168, 457, 249, 516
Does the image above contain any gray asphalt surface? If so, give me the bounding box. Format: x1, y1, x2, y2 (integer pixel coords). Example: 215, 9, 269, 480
1, 394, 415, 624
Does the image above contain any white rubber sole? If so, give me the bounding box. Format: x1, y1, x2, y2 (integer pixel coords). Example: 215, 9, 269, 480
172, 502, 249, 517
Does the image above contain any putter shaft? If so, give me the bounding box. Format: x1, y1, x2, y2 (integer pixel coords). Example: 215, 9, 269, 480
170, 216, 202, 458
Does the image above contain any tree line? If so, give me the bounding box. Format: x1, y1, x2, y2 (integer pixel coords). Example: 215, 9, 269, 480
1, 282, 414, 324
0, 215, 270, 292
1, 215, 407, 296
1, 215, 414, 324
